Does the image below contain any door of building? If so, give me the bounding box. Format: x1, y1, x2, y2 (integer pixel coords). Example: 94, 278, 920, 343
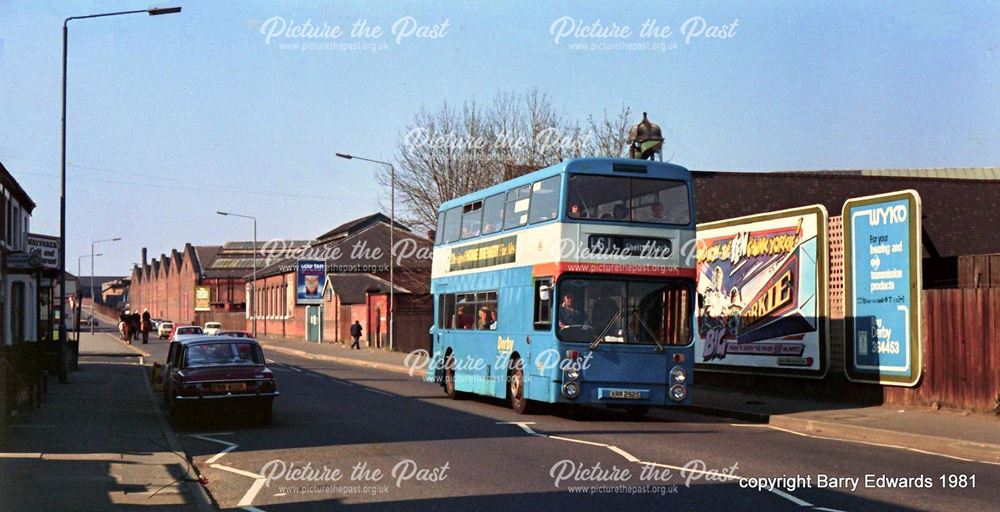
306, 306, 322, 342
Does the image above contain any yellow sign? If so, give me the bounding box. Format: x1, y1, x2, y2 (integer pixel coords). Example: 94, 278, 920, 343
449, 236, 517, 271
194, 286, 211, 311
497, 336, 514, 353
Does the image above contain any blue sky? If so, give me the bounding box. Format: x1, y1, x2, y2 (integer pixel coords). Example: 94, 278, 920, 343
0, 0, 996, 275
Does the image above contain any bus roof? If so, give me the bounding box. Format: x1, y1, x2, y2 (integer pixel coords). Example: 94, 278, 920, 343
439, 157, 691, 212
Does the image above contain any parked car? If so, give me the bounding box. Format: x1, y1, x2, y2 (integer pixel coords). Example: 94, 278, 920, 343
204, 322, 223, 336
163, 336, 278, 424
218, 330, 253, 338
169, 325, 204, 342
157, 321, 175, 339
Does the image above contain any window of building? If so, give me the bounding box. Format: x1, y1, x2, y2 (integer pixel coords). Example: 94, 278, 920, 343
528, 176, 561, 224
503, 185, 531, 230
11, 282, 25, 342
481, 193, 505, 236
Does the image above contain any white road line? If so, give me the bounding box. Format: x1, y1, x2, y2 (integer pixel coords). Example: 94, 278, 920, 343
769, 487, 813, 507
548, 435, 609, 448
759, 423, 993, 464
500, 422, 826, 509
210, 463, 268, 508
288, 366, 303, 373
190, 434, 238, 464
496, 421, 543, 436
606, 445, 641, 463
815, 507, 848, 512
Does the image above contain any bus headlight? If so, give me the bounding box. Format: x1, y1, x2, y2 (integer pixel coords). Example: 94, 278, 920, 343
670, 366, 686, 383
565, 368, 580, 381
669, 384, 687, 402
562, 381, 581, 400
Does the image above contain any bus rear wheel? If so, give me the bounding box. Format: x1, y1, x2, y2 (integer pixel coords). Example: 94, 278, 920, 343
508, 358, 533, 414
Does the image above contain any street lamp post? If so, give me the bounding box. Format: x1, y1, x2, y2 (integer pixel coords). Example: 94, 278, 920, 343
78, 253, 102, 338
217, 212, 257, 337
59, 6, 181, 377
90, 237, 120, 333
335, 153, 395, 351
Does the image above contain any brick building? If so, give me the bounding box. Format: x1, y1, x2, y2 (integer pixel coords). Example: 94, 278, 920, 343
249, 213, 433, 353
127, 241, 307, 328
691, 168, 1000, 286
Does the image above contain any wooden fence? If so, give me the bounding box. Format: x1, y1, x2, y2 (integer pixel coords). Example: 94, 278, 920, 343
884, 288, 999, 412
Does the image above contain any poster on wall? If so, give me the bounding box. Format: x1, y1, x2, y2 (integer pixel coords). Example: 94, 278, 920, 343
194, 286, 211, 312
694, 205, 829, 377
843, 190, 922, 387
296, 259, 326, 305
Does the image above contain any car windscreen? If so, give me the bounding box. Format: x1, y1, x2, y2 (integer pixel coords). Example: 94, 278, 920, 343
183, 342, 263, 367
176, 327, 202, 334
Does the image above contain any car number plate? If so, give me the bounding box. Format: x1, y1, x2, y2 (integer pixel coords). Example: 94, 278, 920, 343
608, 389, 642, 399
212, 383, 246, 393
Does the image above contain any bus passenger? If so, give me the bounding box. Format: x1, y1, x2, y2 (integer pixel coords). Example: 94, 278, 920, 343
558, 293, 587, 329
455, 305, 474, 329
569, 203, 587, 218
489, 309, 498, 330
477, 307, 494, 330
651, 202, 665, 219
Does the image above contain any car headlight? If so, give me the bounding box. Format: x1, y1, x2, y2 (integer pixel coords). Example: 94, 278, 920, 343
565, 368, 580, 381
670, 366, 686, 383
669, 384, 687, 402
562, 381, 581, 399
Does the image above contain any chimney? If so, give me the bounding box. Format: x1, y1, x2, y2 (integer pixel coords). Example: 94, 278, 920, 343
142, 247, 147, 267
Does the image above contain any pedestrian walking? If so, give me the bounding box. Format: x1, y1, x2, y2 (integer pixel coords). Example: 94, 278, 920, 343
141, 308, 151, 344
350, 320, 363, 350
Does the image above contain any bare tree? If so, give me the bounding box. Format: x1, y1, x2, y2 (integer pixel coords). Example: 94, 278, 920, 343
378, 90, 634, 231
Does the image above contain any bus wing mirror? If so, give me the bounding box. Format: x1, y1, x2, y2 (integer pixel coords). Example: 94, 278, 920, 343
539, 284, 551, 302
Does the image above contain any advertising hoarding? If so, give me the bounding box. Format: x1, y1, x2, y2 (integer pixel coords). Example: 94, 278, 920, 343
296, 259, 326, 305
694, 205, 829, 377
843, 190, 922, 386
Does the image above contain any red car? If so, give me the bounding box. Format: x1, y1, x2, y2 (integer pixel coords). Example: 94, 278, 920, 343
164, 336, 278, 424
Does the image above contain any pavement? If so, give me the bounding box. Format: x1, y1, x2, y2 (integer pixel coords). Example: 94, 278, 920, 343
255, 334, 1000, 465
0, 329, 214, 511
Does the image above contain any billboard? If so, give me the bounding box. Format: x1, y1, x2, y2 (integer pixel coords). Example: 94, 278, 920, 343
194, 286, 211, 312
296, 259, 326, 305
694, 205, 829, 377
843, 190, 922, 387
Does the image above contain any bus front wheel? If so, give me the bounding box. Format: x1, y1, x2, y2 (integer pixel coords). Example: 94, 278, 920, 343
508, 358, 533, 414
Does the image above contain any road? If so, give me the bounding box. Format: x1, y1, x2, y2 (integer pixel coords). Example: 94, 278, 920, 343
128, 336, 997, 511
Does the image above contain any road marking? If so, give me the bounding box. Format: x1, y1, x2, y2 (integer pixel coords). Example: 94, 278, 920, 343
192, 435, 268, 509
366, 388, 394, 396
288, 366, 303, 373
606, 445, 641, 463
190, 434, 238, 464
769, 487, 813, 507
815, 508, 848, 512
755, 423, 996, 465
496, 421, 543, 436
209, 464, 267, 508
500, 422, 824, 510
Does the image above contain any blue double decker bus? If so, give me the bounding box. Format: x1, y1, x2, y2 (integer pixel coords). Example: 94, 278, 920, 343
427, 157, 695, 416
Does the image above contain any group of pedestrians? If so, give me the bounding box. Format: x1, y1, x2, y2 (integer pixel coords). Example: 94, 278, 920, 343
118, 308, 152, 344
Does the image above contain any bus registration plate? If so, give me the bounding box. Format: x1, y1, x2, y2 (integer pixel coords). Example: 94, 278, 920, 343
608, 389, 642, 400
